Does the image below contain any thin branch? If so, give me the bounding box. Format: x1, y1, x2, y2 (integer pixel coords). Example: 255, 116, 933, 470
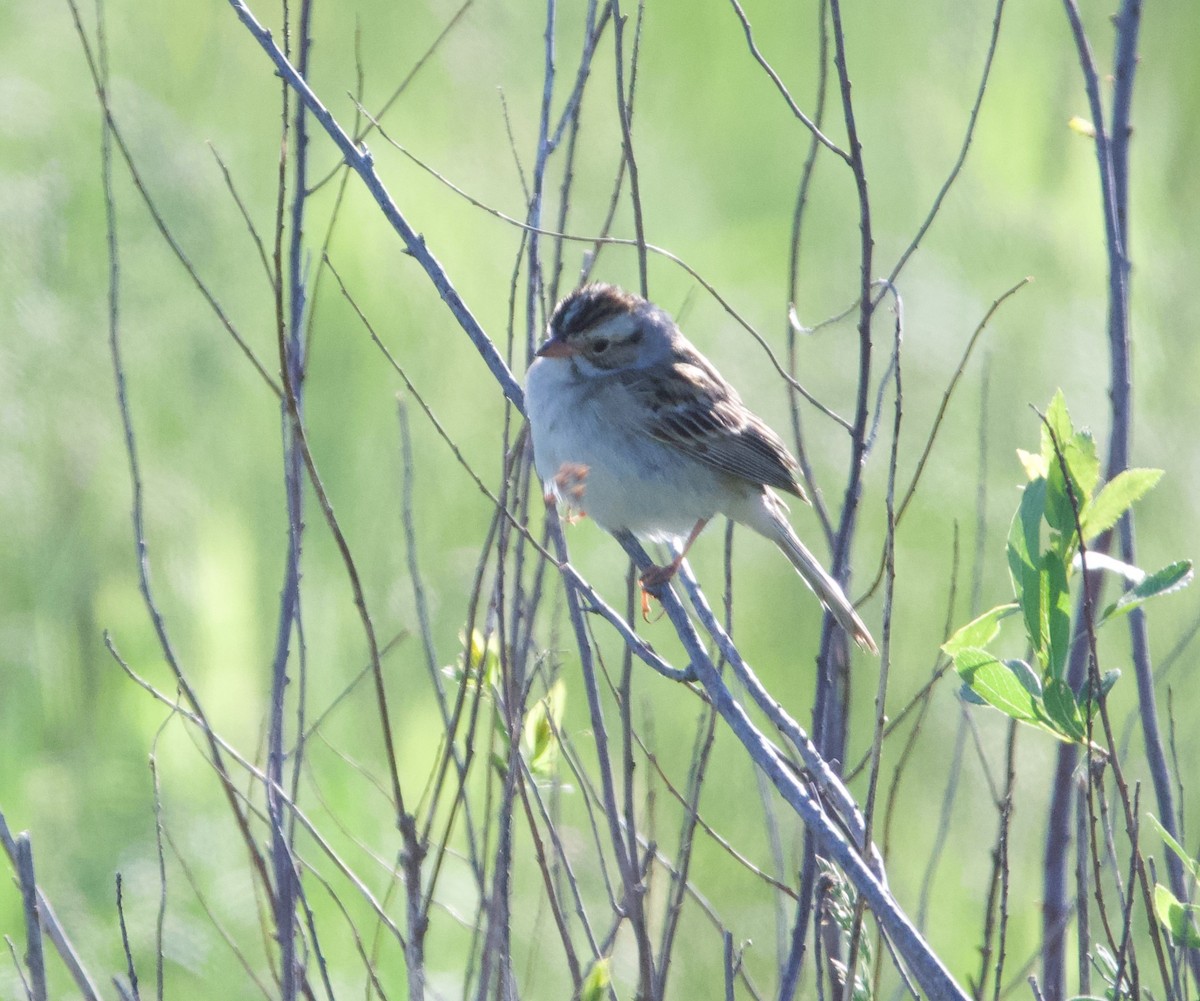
15, 834, 46, 1001
0, 813, 103, 1001
227, 0, 523, 409
812, 0, 875, 777
725, 0, 848, 161
785, 0, 834, 544
860, 277, 1031, 602
207, 142, 277, 289
308, 0, 476, 194
66, 0, 281, 397
351, 102, 852, 430
617, 533, 968, 1001
115, 874, 141, 1001
611, 0, 649, 296
73, 0, 279, 915
885, 0, 1009, 286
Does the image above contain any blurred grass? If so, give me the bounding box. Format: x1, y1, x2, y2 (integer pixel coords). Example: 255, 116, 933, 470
2, 0, 1199, 996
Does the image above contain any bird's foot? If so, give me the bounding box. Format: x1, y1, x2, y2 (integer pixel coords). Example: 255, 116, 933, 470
553, 462, 589, 504
639, 558, 682, 592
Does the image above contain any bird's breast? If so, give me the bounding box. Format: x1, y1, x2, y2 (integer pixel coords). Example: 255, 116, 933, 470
525, 360, 727, 540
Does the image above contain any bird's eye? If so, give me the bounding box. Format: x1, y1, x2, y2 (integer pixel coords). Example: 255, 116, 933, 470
591, 338, 610, 354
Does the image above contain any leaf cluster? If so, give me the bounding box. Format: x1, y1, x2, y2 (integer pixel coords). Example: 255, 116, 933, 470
1147, 814, 1200, 949
942, 392, 1192, 743
444, 630, 568, 783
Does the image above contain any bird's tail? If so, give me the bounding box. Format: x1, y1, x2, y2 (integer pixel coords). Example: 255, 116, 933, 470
749, 494, 878, 654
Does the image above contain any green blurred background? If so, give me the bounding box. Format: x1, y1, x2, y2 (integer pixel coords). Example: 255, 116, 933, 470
2, 0, 1199, 996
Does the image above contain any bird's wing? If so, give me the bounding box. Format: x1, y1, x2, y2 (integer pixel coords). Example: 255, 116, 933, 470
618, 351, 807, 500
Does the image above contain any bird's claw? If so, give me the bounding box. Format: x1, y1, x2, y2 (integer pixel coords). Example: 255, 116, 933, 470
639, 562, 679, 591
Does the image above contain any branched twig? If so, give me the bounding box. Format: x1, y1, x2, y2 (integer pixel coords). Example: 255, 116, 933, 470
349, 101, 852, 429
860, 277, 1031, 601
614, 533, 968, 1001
725, 0, 848, 160
611, 0, 649, 296
885, 0, 1009, 287
810, 0, 874, 785
227, 0, 523, 409
67, 0, 281, 397
74, 0, 280, 924
0, 814, 102, 1001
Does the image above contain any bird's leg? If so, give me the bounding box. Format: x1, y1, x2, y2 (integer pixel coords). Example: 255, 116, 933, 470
640, 518, 709, 591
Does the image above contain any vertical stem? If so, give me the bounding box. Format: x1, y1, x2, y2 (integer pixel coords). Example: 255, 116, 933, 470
815, 0, 874, 767
1074, 780, 1092, 997
267, 1, 313, 994
612, 0, 649, 296
525, 0, 556, 356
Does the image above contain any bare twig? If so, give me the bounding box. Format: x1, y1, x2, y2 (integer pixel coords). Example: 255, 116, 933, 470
349, 102, 853, 429
67, 0, 281, 397
810, 0, 875, 793
227, 0, 523, 409
859, 277, 1030, 602
843, 282, 904, 1001
15, 834, 46, 1001
885, 0, 1009, 286
784, 0, 835, 545
617, 534, 968, 1001
74, 0, 281, 930
725, 0, 848, 160
115, 874, 141, 1001
207, 142, 277, 289
0, 814, 102, 1001
611, 0, 649, 296
266, 4, 313, 996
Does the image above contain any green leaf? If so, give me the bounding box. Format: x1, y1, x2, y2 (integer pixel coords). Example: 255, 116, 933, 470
1004, 658, 1043, 697
1100, 560, 1194, 625
1039, 393, 1098, 540
1016, 448, 1048, 481
523, 679, 567, 779
960, 683, 989, 706
1040, 390, 1074, 469
1008, 478, 1046, 651
447, 629, 502, 688
1043, 552, 1073, 681
1045, 441, 1090, 540
1080, 670, 1121, 717
1067, 431, 1100, 499
444, 629, 503, 695
1043, 678, 1085, 742
1041, 391, 1101, 497
1080, 468, 1163, 541
942, 603, 1019, 658
478, 632, 502, 688
1092, 945, 1118, 980
1146, 814, 1200, 881
580, 957, 612, 1001
1153, 883, 1200, 948
954, 647, 1042, 723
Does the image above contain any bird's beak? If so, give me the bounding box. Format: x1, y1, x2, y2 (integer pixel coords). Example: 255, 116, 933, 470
536, 336, 574, 359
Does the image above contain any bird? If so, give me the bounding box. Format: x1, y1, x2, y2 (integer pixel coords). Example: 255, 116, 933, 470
524, 282, 877, 654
